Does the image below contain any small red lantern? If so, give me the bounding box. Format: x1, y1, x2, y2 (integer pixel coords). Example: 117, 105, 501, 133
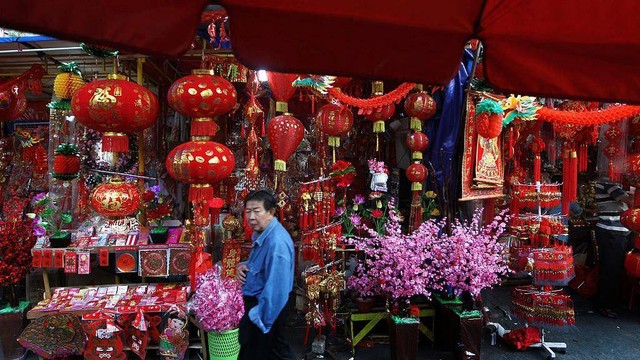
90, 178, 141, 217
404, 90, 436, 131
406, 132, 429, 160
267, 114, 305, 172
406, 163, 428, 191
364, 81, 395, 134
208, 197, 225, 224
625, 252, 640, 278
166, 141, 235, 202
266, 71, 298, 113
167, 69, 237, 137
621, 209, 640, 232
72, 74, 159, 152
316, 104, 353, 147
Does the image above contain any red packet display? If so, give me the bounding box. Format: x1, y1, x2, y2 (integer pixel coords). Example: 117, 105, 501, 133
115, 247, 138, 274
139, 248, 169, 277
168, 247, 191, 276
64, 251, 77, 273
99, 248, 110, 266
78, 252, 91, 274
32, 249, 43, 268
54, 250, 65, 268
42, 250, 53, 268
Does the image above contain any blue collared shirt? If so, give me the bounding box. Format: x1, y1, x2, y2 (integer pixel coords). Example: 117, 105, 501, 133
242, 217, 294, 333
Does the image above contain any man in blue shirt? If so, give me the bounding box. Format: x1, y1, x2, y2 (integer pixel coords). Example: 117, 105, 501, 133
236, 190, 295, 360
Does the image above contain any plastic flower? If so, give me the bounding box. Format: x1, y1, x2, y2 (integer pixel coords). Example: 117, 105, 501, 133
354, 194, 365, 205
349, 214, 362, 226
430, 209, 440, 216
425, 191, 437, 199
335, 206, 345, 217
371, 209, 383, 219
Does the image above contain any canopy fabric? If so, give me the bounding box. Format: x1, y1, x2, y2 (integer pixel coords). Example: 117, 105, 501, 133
2, 0, 640, 103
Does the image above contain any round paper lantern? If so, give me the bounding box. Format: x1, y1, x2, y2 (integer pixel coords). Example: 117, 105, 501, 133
406, 163, 428, 191
72, 74, 159, 152
364, 81, 395, 134
621, 209, 640, 233
404, 90, 436, 131
316, 104, 353, 147
406, 132, 429, 160
52, 143, 80, 180
630, 115, 640, 136
166, 141, 235, 202
625, 252, 640, 278
266, 71, 299, 113
267, 114, 305, 172
90, 178, 141, 217
0, 89, 27, 123
53, 62, 84, 100
167, 69, 237, 137
627, 154, 640, 177
475, 99, 504, 139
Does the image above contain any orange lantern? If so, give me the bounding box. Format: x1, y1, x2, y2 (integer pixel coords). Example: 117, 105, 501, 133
266, 71, 298, 113
404, 88, 436, 131
72, 74, 159, 152
316, 104, 353, 147
165, 141, 235, 202
90, 178, 141, 217
167, 69, 237, 137
406, 132, 429, 160
267, 114, 304, 172
406, 163, 428, 191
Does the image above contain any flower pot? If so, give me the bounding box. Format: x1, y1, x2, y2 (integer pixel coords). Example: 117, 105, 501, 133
207, 328, 240, 360
388, 315, 419, 360
149, 228, 168, 244
49, 232, 71, 248
0, 301, 28, 360
355, 297, 375, 313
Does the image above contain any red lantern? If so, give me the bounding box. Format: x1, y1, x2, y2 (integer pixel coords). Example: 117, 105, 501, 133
72, 74, 158, 152
167, 69, 237, 137
316, 104, 353, 147
90, 178, 141, 217
627, 154, 640, 176
266, 71, 298, 113
0, 89, 27, 123
621, 209, 640, 232
406, 163, 428, 191
267, 114, 304, 172
208, 197, 225, 224
404, 91, 436, 131
364, 103, 394, 133
630, 115, 640, 136
625, 252, 640, 278
406, 132, 429, 160
166, 141, 235, 202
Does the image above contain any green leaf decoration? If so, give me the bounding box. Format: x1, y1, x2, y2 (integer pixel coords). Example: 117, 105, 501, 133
47, 99, 72, 110
39, 208, 55, 221
60, 213, 73, 224
55, 143, 79, 156
81, 43, 119, 58
56, 62, 82, 76
476, 99, 504, 116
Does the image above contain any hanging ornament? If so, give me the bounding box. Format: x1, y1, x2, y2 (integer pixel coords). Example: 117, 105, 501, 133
403, 85, 436, 131
267, 114, 305, 172
364, 81, 395, 134
266, 71, 298, 113
405, 132, 429, 161
329, 160, 356, 188
49, 62, 84, 110
406, 163, 428, 192
0, 87, 27, 123
243, 92, 265, 134
530, 136, 545, 183
90, 177, 141, 217
165, 140, 235, 202
604, 122, 623, 181
167, 69, 237, 137
52, 143, 80, 180
315, 103, 353, 162
475, 99, 505, 139
208, 197, 225, 225
406, 163, 428, 232
72, 74, 159, 152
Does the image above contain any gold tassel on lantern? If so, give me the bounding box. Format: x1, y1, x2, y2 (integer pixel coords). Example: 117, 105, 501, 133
373, 121, 386, 133
410, 117, 422, 132
276, 101, 289, 113
274, 159, 287, 172
328, 136, 340, 147
411, 182, 423, 191
412, 151, 423, 161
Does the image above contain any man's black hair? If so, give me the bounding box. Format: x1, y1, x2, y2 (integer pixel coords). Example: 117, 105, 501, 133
245, 189, 277, 211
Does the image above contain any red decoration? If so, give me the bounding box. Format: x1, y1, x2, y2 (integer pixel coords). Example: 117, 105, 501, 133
90, 178, 141, 217
243, 92, 265, 134
630, 115, 640, 136
208, 197, 225, 224
538, 105, 640, 125
0, 219, 37, 286
0, 89, 27, 122
267, 114, 305, 172
167, 70, 237, 137
475, 112, 503, 139
405, 132, 429, 160
406, 163, 428, 191
625, 252, 640, 278
332, 77, 352, 89
165, 141, 235, 202
266, 71, 298, 113
364, 102, 394, 133
72, 74, 159, 152
329, 160, 356, 188
315, 104, 354, 147
404, 91, 436, 131
83, 317, 126, 360
621, 209, 640, 233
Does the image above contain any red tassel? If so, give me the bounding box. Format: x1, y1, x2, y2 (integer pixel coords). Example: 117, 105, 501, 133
569, 150, 578, 201
190, 118, 219, 137
261, 118, 266, 137
101, 133, 129, 152
533, 155, 541, 183
578, 144, 588, 172
241, 124, 246, 138
189, 184, 214, 203
609, 161, 620, 182
561, 149, 570, 215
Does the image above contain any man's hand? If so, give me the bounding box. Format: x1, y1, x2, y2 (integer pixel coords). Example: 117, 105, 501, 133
237, 263, 249, 285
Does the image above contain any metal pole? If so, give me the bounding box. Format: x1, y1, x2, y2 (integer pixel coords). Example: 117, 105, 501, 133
0, 46, 83, 54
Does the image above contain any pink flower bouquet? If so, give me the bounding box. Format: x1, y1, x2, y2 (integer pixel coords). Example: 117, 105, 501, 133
188, 266, 244, 332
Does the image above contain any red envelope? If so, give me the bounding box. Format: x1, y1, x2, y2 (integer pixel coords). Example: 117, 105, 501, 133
42, 250, 53, 268
64, 252, 77, 273
54, 250, 65, 268
32, 250, 43, 268
100, 248, 110, 266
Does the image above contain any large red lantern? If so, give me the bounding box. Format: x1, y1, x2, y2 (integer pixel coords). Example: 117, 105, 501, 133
167, 69, 237, 137
316, 104, 353, 147
267, 114, 304, 172
266, 71, 298, 113
90, 178, 141, 217
406, 163, 428, 191
406, 132, 429, 160
621, 209, 640, 232
166, 141, 235, 202
72, 74, 159, 152
404, 90, 436, 131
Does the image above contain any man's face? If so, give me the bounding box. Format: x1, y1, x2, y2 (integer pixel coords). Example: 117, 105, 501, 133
245, 199, 274, 233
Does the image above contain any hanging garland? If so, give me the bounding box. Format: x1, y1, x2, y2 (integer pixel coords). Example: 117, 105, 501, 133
327, 82, 416, 111
538, 105, 640, 125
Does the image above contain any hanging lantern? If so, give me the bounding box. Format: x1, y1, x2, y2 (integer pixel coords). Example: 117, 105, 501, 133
364, 81, 395, 134
0, 88, 27, 123
630, 115, 640, 136
90, 178, 141, 217
406, 132, 429, 160
475, 99, 504, 139
266, 71, 298, 113
165, 140, 235, 202
72, 74, 159, 152
316, 104, 353, 147
167, 69, 237, 137
49, 62, 84, 109
208, 197, 225, 225
52, 143, 80, 180
625, 252, 640, 278
406, 163, 428, 191
404, 87, 436, 131
267, 114, 305, 172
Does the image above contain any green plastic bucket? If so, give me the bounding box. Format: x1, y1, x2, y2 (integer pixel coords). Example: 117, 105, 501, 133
208, 328, 240, 360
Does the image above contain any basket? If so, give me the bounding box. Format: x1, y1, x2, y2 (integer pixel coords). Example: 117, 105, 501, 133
208, 328, 240, 360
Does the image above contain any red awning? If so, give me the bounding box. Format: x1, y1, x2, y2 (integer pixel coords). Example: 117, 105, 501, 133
2, 0, 640, 103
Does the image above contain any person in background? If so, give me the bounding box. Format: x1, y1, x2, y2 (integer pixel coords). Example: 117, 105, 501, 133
236, 190, 295, 360
594, 177, 633, 319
